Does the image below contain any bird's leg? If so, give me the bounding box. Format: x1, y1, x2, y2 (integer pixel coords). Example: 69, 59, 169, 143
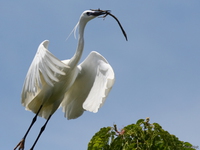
29, 114, 52, 150
14, 105, 43, 150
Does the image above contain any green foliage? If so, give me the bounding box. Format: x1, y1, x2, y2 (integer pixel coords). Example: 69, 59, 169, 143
88, 118, 196, 150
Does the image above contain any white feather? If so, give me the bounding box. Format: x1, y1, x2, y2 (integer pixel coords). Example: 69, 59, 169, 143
21, 40, 69, 108
61, 51, 115, 119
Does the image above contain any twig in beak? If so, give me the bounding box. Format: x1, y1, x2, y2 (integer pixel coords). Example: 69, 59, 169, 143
91, 9, 128, 41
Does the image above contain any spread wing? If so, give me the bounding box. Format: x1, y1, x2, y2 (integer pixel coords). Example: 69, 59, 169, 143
21, 40, 69, 107
61, 51, 115, 119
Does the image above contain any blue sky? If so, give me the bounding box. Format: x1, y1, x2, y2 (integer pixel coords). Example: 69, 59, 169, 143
1, 1, 200, 149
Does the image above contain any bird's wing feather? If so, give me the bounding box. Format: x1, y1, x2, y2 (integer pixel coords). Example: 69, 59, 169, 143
21, 40, 69, 107
61, 51, 115, 119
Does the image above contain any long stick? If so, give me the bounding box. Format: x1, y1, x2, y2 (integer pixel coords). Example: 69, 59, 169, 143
91, 9, 128, 41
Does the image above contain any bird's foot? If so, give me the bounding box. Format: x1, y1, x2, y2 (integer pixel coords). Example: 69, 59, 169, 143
14, 139, 25, 150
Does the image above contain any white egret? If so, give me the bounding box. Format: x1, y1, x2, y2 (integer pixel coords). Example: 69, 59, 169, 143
14, 9, 127, 150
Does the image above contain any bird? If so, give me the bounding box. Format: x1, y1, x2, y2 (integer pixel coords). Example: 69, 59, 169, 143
14, 9, 115, 150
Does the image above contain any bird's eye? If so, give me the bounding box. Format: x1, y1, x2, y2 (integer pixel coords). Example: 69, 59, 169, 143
86, 12, 91, 16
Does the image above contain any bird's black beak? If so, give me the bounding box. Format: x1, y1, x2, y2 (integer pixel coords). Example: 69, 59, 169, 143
92, 11, 106, 16
90, 9, 110, 16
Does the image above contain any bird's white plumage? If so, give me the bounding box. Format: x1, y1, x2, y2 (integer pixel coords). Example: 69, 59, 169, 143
20, 10, 115, 120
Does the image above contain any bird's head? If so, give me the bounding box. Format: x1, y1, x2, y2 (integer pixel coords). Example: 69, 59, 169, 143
67, 9, 109, 40
69, 9, 127, 41
80, 9, 107, 22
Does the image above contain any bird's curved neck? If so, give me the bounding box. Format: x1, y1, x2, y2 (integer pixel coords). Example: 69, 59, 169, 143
69, 21, 87, 68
